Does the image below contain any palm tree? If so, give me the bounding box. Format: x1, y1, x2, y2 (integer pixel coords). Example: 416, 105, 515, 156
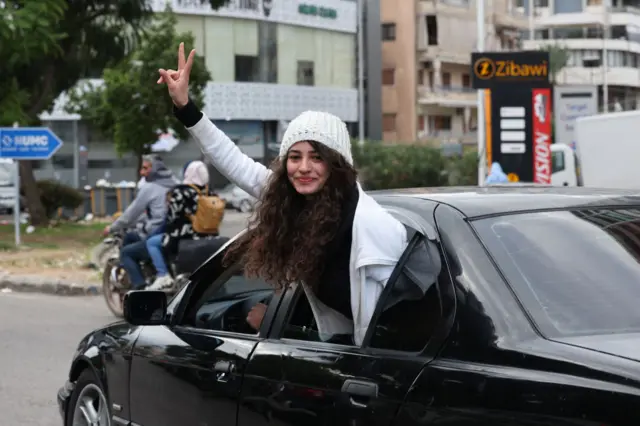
539, 43, 570, 84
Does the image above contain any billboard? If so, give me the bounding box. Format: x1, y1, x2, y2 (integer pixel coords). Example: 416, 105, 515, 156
485, 87, 552, 183
471, 51, 551, 89
553, 86, 598, 150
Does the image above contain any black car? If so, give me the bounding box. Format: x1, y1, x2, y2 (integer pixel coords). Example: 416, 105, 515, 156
58, 186, 640, 426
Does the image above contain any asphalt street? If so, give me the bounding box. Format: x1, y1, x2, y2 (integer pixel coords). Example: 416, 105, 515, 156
0, 292, 112, 426
0, 212, 251, 425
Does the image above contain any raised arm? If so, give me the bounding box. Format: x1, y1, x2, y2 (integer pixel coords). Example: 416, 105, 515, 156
173, 100, 270, 199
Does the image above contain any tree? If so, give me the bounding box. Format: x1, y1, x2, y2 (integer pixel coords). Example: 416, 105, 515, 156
2, 0, 153, 225
0, 1, 67, 125
539, 43, 570, 84
66, 7, 211, 174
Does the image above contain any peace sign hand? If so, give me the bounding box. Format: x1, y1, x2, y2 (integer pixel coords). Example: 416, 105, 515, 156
157, 42, 195, 108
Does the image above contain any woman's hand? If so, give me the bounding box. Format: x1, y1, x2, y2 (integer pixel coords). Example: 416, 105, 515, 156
246, 303, 268, 331
157, 42, 195, 108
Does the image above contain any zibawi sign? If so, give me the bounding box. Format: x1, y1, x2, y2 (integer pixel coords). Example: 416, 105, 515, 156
532, 88, 552, 184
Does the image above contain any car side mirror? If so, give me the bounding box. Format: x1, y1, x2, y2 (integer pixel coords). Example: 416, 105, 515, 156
123, 290, 168, 326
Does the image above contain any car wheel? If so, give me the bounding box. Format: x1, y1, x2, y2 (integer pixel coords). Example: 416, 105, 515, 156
66, 369, 111, 426
239, 199, 253, 213
102, 259, 126, 318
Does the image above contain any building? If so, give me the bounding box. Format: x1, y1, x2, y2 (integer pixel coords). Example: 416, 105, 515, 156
379, 0, 528, 147
37, 0, 359, 187
521, 0, 640, 113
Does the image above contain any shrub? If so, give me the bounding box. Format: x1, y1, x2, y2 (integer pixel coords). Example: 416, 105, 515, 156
36, 180, 84, 218
352, 140, 449, 190
447, 150, 479, 186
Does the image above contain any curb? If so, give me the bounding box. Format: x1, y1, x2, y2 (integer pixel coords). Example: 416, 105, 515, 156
0, 275, 102, 296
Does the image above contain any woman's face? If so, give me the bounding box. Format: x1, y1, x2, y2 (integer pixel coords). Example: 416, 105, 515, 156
286, 141, 329, 195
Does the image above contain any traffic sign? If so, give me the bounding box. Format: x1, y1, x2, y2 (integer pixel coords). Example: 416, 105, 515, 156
0, 127, 63, 160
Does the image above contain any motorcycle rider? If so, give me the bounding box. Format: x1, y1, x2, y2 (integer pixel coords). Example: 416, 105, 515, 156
104, 155, 178, 289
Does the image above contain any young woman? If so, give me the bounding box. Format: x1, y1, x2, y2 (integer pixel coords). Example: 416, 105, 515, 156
146, 160, 215, 291
157, 43, 408, 345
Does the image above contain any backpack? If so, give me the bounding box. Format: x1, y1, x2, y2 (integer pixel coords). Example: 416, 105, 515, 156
187, 185, 225, 234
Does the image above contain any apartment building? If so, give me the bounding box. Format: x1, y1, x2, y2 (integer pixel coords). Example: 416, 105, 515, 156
521, 0, 640, 112
37, 0, 358, 187
379, 0, 528, 146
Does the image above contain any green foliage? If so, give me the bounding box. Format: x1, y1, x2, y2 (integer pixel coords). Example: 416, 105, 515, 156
66, 7, 211, 159
352, 141, 450, 190
36, 180, 84, 218
538, 43, 570, 83
0, 0, 67, 125
446, 150, 479, 186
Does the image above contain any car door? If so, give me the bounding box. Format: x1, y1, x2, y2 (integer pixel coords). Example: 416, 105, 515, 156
127, 248, 285, 426
236, 221, 456, 426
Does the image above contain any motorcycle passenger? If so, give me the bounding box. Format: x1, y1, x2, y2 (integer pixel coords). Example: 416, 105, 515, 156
106, 155, 177, 289
144, 160, 193, 290
146, 160, 219, 291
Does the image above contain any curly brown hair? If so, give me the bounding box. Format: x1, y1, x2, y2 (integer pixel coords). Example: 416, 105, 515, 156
224, 141, 357, 290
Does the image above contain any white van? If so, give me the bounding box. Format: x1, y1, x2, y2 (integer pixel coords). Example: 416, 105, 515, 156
0, 159, 17, 213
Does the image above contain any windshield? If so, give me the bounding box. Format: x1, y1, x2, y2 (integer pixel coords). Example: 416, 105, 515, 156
473, 208, 640, 337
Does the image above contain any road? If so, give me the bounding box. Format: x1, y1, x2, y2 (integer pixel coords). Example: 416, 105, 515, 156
0, 212, 251, 425
0, 292, 111, 425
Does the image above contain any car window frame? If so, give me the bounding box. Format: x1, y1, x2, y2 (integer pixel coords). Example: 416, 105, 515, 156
168, 230, 286, 339
267, 204, 455, 360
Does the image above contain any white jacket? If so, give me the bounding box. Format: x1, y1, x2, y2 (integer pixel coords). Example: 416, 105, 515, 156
185, 114, 408, 345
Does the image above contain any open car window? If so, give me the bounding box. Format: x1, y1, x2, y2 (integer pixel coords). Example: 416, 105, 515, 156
279, 224, 446, 352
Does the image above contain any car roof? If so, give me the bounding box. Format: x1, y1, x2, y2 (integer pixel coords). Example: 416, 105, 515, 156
371, 185, 640, 218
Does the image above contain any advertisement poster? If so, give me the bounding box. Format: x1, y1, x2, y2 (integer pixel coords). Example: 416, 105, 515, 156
487, 87, 552, 183
553, 86, 598, 150
532, 88, 552, 184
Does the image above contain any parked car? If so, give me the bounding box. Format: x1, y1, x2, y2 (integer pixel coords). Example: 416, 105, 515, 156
217, 183, 257, 213
58, 186, 640, 426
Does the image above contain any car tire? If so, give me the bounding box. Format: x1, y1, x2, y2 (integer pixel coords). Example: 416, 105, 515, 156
66, 369, 111, 426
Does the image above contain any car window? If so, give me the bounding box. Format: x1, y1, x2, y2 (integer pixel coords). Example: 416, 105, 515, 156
279, 230, 445, 351
367, 237, 444, 352
552, 150, 565, 173
181, 262, 275, 335
473, 209, 640, 337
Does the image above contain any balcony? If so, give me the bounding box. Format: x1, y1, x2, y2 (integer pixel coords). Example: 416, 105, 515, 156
418, 85, 477, 108
418, 47, 472, 65
417, 130, 478, 146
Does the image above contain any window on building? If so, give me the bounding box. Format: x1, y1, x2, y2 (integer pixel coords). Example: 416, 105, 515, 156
441, 72, 451, 88
462, 73, 471, 88
428, 71, 434, 88
417, 70, 424, 85
383, 114, 396, 132
382, 23, 396, 41
297, 61, 315, 86
426, 15, 438, 45
382, 68, 395, 85
430, 115, 452, 132
235, 55, 259, 82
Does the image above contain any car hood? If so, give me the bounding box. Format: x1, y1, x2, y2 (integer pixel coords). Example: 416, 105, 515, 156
554, 332, 640, 363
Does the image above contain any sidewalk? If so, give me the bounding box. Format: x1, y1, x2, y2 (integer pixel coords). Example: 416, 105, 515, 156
0, 211, 251, 296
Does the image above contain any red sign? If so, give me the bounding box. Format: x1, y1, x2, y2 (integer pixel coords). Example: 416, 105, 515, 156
532, 88, 552, 184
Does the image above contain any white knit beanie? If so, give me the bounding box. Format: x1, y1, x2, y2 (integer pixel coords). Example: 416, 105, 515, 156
279, 111, 353, 165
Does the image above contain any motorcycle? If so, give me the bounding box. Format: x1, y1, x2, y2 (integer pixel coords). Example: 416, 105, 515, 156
100, 231, 189, 318
100, 230, 230, 318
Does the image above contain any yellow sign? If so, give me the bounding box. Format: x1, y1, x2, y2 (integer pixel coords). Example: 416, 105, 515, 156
474, 57, 496, 80
471, 52, 550, 89
507, 173, 520, 183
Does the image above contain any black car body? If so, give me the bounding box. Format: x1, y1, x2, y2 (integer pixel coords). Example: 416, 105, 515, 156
59, 186, 640, 426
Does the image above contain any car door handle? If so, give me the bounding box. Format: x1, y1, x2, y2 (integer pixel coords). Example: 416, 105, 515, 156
341, 379, 378, 408
213, 360, 235, 382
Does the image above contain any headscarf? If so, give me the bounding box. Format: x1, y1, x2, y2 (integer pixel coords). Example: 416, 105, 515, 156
485, 162, 509, 184
183, 160, 209, 187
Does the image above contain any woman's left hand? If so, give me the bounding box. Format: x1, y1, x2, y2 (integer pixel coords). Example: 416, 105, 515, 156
246, 303, 268, 331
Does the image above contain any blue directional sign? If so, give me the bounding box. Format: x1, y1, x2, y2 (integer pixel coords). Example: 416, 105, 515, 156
0, 127, 63, 160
